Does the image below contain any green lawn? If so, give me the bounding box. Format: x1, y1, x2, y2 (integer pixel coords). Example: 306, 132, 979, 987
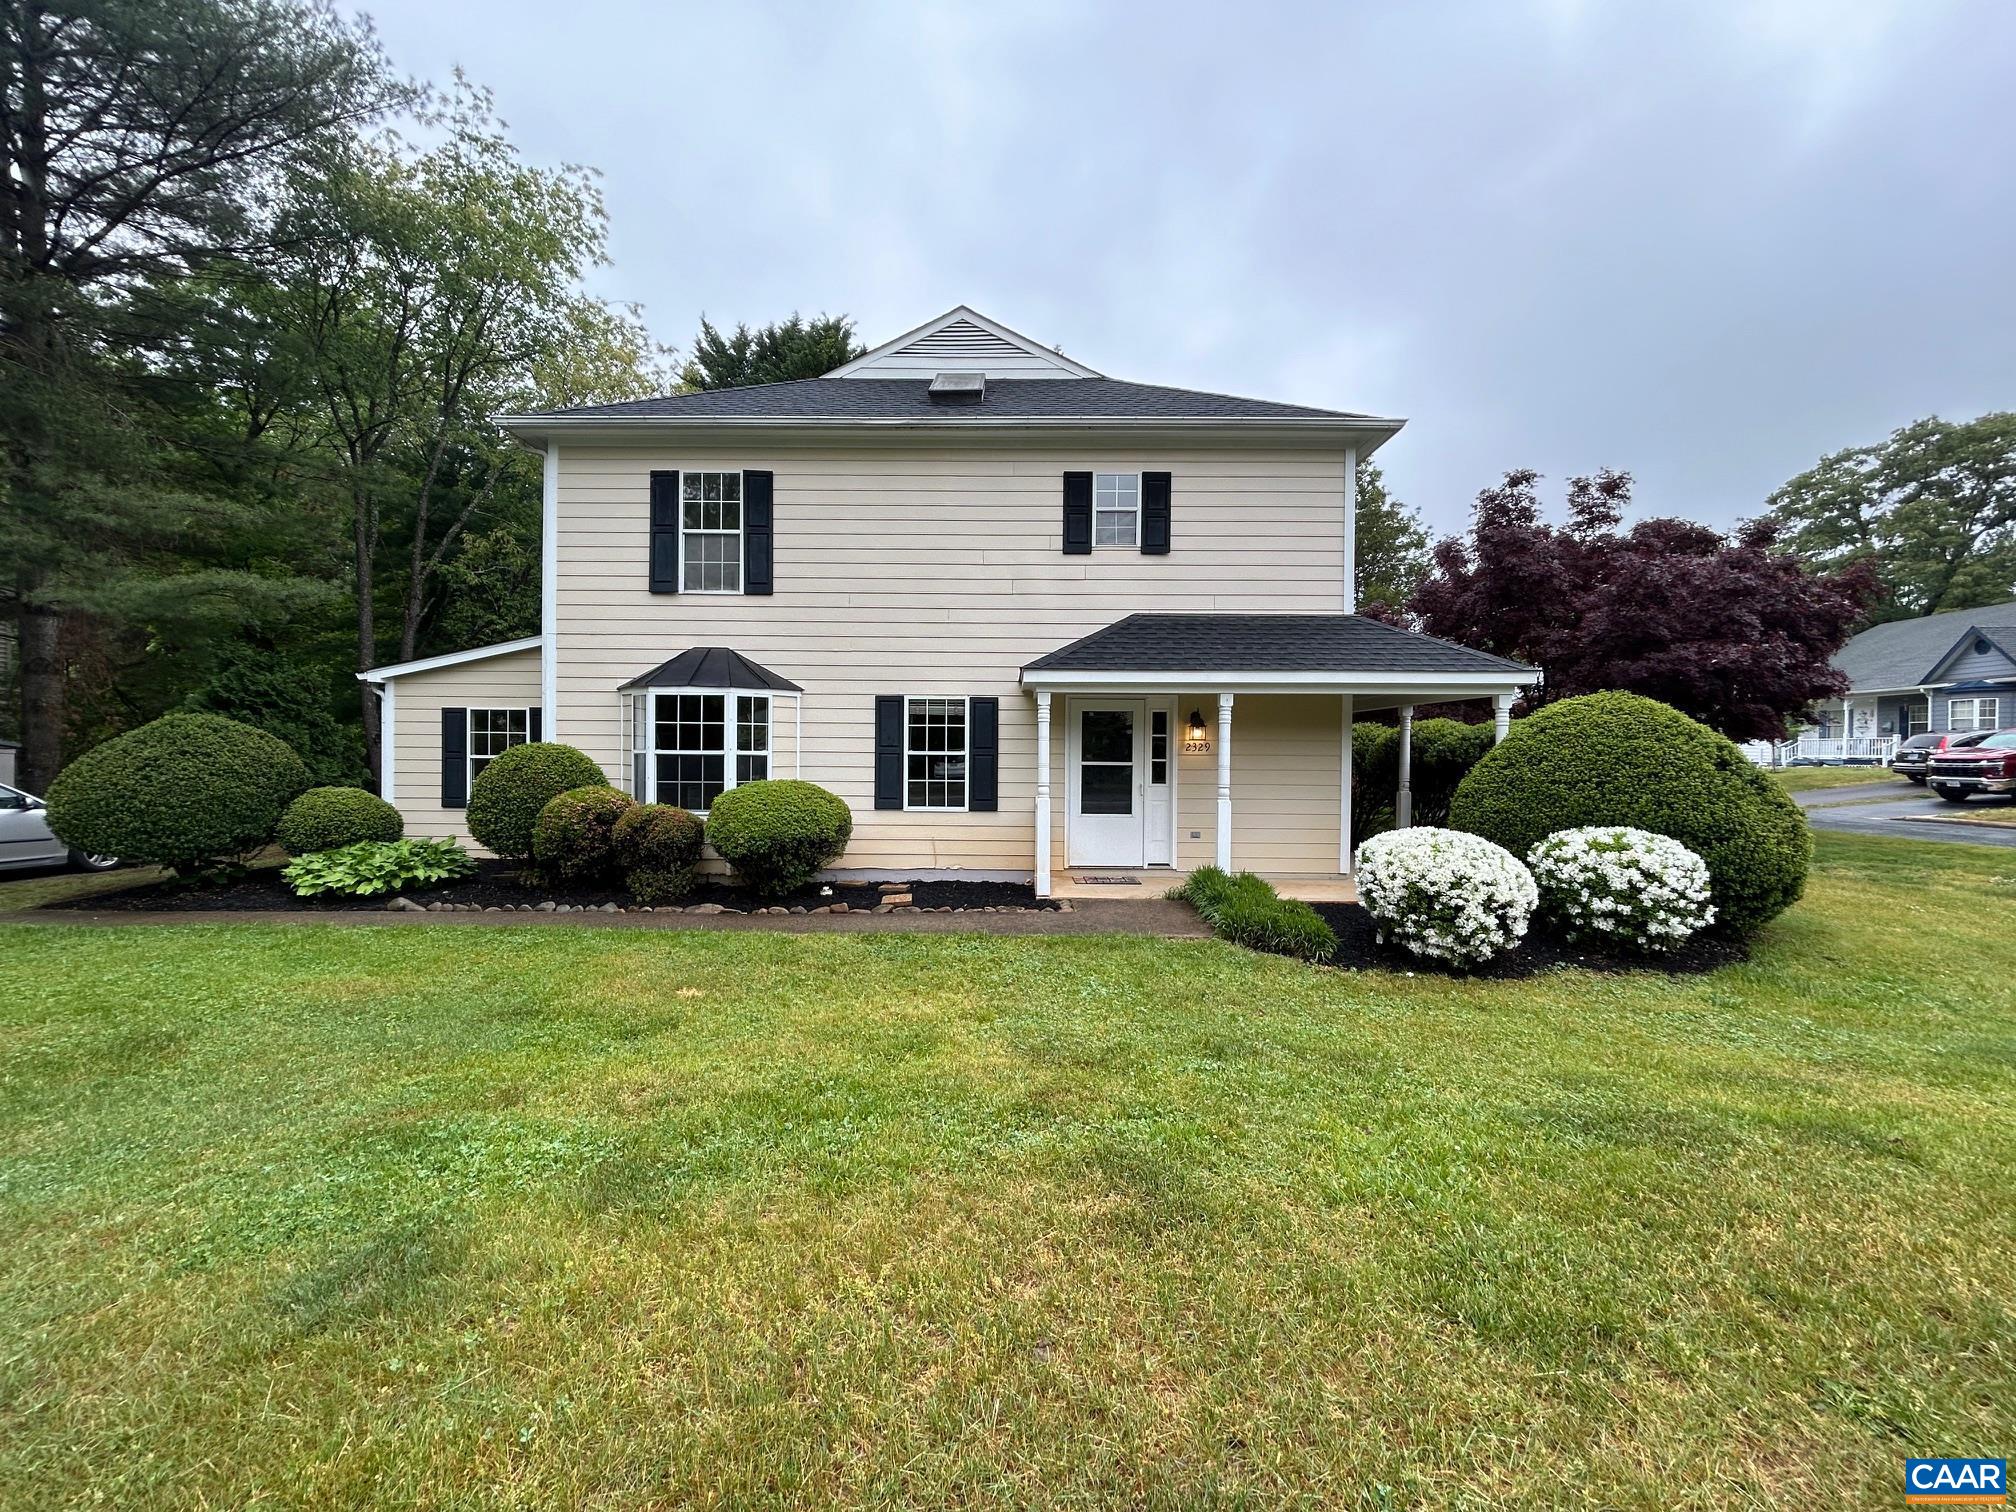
2, 834, 2011, 1507
1769, 764, 1904, 793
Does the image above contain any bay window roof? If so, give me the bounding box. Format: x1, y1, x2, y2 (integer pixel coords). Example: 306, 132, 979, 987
618, 646, 801, 693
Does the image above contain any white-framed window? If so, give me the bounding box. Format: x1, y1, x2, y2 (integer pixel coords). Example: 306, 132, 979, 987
1905, 699, 1931, 736
469, 707, 530, 790
905, 696, 968, 811
1950, 696, 2000, 732
1093, 472, 1139, 547
635, 689, 770, 812
681, 470, 743, 593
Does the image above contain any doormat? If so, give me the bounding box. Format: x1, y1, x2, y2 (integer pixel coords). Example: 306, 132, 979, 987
1070, 875, 1141, 886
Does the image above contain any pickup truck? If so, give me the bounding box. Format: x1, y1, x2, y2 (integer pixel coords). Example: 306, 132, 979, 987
1927, 729, 2016, 803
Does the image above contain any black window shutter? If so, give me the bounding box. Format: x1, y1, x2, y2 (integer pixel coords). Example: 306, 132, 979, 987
528, 707, 543, 742
1141, 472, 1172, 555
743, 470, 774, 595
969, 697, 999, 812
441, 707, 468, 808
1062, 471, 1092, 554
649, 470, 680, 593
874, 696, 904, 810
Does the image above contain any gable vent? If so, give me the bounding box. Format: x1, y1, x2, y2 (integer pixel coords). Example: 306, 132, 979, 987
907, 319, 1028, 359
928, 371, 985, 405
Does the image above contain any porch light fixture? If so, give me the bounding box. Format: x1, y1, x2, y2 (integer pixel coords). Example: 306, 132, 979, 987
1186, 707, 1207, 744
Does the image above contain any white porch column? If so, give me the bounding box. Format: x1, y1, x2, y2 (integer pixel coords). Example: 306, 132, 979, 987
1216, 692, 1235, 871
1492, 693, 1514, 743
1338, 694, 1354, 873
1396, 704, 1415, 829
377, 682, 395, 803
1034, 690, 1052, 897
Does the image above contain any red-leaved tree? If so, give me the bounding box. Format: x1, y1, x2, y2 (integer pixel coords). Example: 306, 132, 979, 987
1407, 469, 1881, 741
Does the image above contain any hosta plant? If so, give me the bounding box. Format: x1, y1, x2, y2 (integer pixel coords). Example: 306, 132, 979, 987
1527, 826, 1716, 952
1354, 827, 1537, 967
283, 839, 476, 898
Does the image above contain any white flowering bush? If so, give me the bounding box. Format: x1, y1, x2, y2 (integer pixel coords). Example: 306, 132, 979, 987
1526, 826, 1716, 952
1354, 827, 1538, 967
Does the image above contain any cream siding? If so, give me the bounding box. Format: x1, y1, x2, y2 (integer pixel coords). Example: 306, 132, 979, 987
551, 438, 1352, 875
385, 648, 541, 845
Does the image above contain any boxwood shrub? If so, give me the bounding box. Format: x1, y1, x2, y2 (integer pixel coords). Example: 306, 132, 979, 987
1174, 865, 1338, 964
276, 786, 404, 856
1447, 691, 1808, 935
704, 780, 853, 898
45, 713, 310, 872
466, 742, 606, 860
612, 803, 705, 904
531, 785, 634, 883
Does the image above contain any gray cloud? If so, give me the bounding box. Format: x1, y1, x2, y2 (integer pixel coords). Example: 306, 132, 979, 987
371, 0, 2016, 535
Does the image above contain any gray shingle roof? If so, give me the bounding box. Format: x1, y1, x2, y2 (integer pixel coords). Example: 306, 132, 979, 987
1835, 600, 2016, 690
618, 647, 801, 693
513, 378, 1383, 424
1023, 614, 1532, 676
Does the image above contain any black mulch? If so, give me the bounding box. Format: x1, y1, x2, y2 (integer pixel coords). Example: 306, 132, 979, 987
47, 861, 1055, 914
1308, 901, 1748, 979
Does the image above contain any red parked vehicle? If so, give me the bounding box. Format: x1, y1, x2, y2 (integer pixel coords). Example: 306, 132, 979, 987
1927, 728, 2016, 803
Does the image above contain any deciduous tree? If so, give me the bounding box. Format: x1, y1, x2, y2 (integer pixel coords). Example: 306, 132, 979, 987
1411, 469, 1879, 741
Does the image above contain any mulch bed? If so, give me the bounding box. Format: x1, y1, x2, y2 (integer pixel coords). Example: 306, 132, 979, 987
46, 861, 1056, 915
1308, 901, 1748, 979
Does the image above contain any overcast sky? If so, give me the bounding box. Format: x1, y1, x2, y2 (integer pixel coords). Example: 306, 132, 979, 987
369, 0, 2014, 536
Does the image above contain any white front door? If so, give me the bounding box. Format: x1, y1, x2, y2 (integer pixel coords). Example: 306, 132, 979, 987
1068, 700, 1146, 867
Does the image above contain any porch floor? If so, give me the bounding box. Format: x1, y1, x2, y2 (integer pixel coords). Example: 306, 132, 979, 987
1049, 869, 1359, 904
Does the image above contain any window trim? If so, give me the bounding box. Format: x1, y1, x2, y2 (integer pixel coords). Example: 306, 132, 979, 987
679, 468, 745, 595
633, 686, 771, 813
1092, 471, 1140, 549
467, 706, 533, 796
1949, 695, 2001, 732
903, 694, 970, 813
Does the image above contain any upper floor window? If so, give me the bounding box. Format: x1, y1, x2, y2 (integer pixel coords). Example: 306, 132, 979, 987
469, 708, 530, 789
1950, 696, 2000, 732
906, 697, 967, 811
682, 471, 742, 593
1093, 472, 1139, 547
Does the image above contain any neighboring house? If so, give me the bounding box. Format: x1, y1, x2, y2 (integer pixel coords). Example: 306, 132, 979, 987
360, 306, 1536, 894
0, 739, 16, 789
1815, 599, 2016, 742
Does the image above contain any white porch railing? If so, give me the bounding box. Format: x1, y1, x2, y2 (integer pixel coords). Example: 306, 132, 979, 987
1741, 734, 1898, 766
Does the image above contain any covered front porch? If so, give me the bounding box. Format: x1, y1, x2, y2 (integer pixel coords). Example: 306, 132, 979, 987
1019, 614, 1540, 898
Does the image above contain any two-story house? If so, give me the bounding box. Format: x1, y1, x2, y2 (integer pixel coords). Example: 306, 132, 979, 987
359, 307, 1537, 896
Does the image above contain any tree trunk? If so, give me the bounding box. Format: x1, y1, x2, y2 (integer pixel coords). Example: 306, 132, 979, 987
16, 576, 63, 793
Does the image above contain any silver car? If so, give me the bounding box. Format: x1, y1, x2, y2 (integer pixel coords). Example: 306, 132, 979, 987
0, 782, 118, 872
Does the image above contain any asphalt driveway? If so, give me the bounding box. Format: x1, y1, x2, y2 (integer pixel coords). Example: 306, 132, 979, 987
1796, 782, 2016, 847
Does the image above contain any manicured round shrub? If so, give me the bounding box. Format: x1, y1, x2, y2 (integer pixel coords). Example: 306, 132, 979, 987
531, 785, 635, 883
45, 712, 310, 872
612, 803, 705, 905
466, 742, 606, 860
1447, 692, 1808, 934
1354, 827, 1537, 967
1406, 718, 1497, 826
276, 785, 403, 856
704, 779, 853, 898
1527, 826, 1716, 953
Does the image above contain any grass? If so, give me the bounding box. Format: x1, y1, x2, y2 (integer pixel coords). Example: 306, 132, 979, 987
0, 862, 165, 911
1768, 765, 1903, 793
1, 832, 2012, 1507
1911, 802, 2016, 827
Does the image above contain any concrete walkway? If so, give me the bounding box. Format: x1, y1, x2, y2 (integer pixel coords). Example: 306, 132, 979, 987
1, 897, 1212, 937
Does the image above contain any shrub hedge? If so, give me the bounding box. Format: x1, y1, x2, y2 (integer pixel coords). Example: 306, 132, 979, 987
1175, 866, 1338, 964
45, 713, 310, 872
1447, 691, 1809, 934
1352, 716, 1496, 833
704, 780, 853, 898
466, 743, 606, 860
612, 803, 705, 904
531, 785, 634, 883
276, 786, 404, 856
